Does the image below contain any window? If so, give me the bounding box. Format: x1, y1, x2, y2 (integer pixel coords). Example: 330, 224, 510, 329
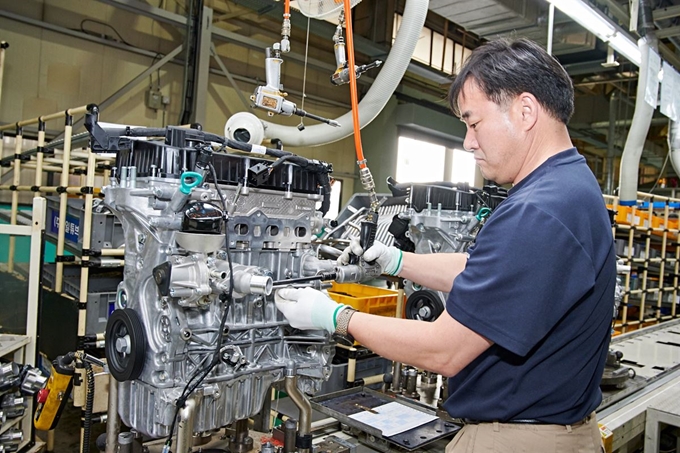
397, 137, 477, 186
412, 28, 432, 66
392, 14, 474, 75
396, 136, 445, 183
450, 149, 476, 186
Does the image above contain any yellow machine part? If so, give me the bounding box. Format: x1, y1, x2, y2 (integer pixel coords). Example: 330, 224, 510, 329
34, 363, 74, 431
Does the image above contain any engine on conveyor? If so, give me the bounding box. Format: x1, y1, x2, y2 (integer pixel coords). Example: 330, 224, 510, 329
85, 112, 378, 438
387, 179, 508, 322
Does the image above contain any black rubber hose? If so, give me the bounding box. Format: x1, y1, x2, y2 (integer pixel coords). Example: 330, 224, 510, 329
83, 361, 95, 453
318, 172, 332, 215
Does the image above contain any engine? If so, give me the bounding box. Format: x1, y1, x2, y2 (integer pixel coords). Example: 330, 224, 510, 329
85, 115, 371, 438
388, 181, 508, 322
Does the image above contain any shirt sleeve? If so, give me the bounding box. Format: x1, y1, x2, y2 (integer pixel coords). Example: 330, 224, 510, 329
446, 202, 596, 357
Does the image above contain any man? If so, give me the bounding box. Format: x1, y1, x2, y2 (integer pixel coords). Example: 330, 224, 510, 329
275, 38, 614, 452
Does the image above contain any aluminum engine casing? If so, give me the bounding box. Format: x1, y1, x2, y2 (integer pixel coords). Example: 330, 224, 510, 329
105, 174, 334, 438
402, 206, 481, 321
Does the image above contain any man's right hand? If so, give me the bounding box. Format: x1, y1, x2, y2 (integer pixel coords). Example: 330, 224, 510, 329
337, 238, 404, 276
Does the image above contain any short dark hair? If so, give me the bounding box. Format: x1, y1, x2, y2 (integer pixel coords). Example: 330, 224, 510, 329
448, 38, 574, 124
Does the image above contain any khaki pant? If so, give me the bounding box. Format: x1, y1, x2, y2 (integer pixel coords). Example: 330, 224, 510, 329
445, 413, 604, 453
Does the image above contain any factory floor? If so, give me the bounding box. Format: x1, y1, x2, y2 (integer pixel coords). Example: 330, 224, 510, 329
36, 403, 106, 452
34, 395, 321, 453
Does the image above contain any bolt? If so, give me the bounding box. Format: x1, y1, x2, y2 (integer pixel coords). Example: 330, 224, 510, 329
115, 336, 131, 354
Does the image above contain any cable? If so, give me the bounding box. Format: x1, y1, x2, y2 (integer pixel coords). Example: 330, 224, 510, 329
298, 17, 311, 130
164, 159, 235, 450
82, 360, 95, 453
80, 19, 133, 47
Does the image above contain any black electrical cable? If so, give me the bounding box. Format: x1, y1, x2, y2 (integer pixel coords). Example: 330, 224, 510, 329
164, 159, 235, 450
80, 19, 133, 47
82, 360, 95, 453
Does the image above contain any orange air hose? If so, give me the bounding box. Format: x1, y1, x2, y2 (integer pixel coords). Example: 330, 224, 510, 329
284, 0, 290, 16
343, 0, 366, 169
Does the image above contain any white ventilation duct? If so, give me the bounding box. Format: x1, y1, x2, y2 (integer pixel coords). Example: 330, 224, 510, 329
618, 0, 658, 204
670, 120, 680, 178
618, 37, 656, 204
259, 0, 428, 147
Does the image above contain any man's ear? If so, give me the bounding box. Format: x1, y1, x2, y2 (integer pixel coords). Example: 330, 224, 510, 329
518, 92, 539, 131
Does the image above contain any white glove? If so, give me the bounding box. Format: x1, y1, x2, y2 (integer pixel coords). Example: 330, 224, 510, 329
274, 287, 347, 334
337, 238, 403, 276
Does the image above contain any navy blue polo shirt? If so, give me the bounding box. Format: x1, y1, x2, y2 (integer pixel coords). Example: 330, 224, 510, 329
443, 148, 616, 425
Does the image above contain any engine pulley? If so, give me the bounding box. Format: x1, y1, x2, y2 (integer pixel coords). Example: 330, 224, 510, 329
405, 290, 444, 322
106, 309, 147, 381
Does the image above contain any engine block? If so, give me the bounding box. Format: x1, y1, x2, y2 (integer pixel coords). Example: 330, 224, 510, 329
90, 121, 340, 438
390, 183, 507, 322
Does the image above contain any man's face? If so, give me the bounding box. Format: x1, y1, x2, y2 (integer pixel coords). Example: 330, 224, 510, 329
458, 79, 526, 185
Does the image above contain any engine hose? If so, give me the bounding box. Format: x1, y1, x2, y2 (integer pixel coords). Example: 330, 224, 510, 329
83, 361, 94, 453
318, 172, 332, 215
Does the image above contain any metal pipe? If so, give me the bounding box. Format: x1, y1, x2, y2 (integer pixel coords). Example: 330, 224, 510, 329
0, 41, 7, 110
283, 419, 296, 453
105, 375, 120, 453
347, 347, 357, 385
228, 419, 254, 453
391, 288, 405, 392
55, 117, 74, 292
12, 105, 90, 127
176, 398, 197, 453
284, 364, 311, 453
361, 374, 385, 386
46, 430, 55, 452
117, 432, 134, 453
35, 121, 46, 197
7, 128, 22, 273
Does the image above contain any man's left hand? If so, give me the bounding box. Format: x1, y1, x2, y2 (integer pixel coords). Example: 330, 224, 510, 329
274, 287, 346, 334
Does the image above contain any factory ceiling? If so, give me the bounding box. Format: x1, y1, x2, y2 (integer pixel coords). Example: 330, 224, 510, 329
3, 0, 678, 183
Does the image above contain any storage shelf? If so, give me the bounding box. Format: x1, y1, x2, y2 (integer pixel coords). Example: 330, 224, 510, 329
0, 335, 30, 357
0, 411, 27, 436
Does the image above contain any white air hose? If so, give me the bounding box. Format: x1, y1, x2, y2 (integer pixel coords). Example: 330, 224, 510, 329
260, 0, 428, 147
618, 37, 655, 204
669, 119, 680, 177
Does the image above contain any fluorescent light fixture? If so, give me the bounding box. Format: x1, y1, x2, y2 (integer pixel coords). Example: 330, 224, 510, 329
546, 0, 642, 67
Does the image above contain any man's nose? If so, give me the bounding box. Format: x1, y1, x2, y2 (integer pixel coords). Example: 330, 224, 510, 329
463, 130, 478, 152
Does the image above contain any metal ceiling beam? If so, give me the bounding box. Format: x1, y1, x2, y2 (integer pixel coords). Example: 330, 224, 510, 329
96, 0, 187, 26
656, 25, 680, 40
593, 0, 680, 69
654, 4, 680, 21
0, 9, 160, 59
93, 0, 374, 86
0, 9, 348, 113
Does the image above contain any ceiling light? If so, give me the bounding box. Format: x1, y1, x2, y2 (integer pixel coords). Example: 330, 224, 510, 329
546, 0, 642, 67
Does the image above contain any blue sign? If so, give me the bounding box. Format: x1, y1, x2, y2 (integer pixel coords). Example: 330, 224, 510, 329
49, 210, 80, 244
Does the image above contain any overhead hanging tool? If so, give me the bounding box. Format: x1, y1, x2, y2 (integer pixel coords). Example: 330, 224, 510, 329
251, 2, 340, 127
340, 0, 380, 265
331, 12, 383, 86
